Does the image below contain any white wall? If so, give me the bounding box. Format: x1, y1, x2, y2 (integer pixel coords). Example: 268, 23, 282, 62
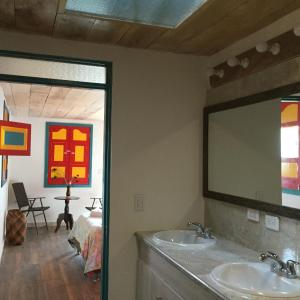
0, 30, 207, 300
8, 116, 104, 223
0, 88, 9, 259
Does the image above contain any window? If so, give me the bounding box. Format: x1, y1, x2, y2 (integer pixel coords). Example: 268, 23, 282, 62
66, 0, 207, 28
45, 122, 93, 187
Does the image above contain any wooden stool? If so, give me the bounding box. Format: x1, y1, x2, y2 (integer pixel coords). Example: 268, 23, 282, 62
6, 209, 26, 245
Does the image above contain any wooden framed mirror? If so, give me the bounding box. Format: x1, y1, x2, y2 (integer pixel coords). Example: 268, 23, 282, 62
203, 82, 300, 219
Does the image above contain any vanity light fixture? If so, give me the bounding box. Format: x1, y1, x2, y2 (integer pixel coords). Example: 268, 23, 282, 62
255, 42, 280, 55
207, 68, 224, 79
227, 57, 249, 69
293, 26, 300, 37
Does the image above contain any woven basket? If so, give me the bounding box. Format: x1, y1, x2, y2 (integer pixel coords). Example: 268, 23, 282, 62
6, 209, 27, 245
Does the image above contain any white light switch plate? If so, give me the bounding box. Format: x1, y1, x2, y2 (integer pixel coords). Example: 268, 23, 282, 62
134, 194, 144, 212
247, 209, 260, 222
265, 215, 280, 231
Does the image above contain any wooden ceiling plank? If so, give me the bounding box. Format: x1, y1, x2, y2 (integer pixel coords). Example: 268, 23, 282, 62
0, 82, 16, 115
65, 89, 104, 119
117, 24, 167, 49
177, 0, 300, 55
11, 83, 31, 117
0, 0, 15, 28
87, 19, 131, 44
15, 0, 59, 34
41, 86, 70, 117
53, 13, 95, 40
53, 88, 90, 118
29, 85, 51, 117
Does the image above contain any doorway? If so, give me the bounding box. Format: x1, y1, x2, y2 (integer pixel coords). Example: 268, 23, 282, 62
0, 50, 111, 300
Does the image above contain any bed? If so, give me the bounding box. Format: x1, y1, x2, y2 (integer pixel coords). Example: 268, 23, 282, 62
68, 212, 102, 275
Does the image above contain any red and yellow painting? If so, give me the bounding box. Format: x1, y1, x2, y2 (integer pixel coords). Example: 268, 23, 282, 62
0, 120, 31, 156
45, 122, 92, 187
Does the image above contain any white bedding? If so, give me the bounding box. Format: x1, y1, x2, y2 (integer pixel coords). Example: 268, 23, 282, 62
68, 212, 102, 273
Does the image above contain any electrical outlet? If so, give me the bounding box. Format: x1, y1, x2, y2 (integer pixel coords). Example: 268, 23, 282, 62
134, 194, 144, 212
265, 215, 280, 231
247, 209, 260, 222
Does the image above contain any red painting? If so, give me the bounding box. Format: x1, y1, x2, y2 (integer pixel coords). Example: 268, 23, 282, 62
45, 123, 92, 187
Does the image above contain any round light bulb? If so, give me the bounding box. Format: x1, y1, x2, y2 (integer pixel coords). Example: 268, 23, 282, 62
240, 58, 249, 69
269, 43, 280, 55
227, 57, 239, 67
256, 42, 268, 53
294, 26, 300, 37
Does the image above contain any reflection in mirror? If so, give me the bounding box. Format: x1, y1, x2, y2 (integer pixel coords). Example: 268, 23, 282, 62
281, 99, 300, 209
207, 95, 300, 210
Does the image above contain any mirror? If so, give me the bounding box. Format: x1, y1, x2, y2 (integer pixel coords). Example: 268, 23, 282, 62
204, 84, 300, 219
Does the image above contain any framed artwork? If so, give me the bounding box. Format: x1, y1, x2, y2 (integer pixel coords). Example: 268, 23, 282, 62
1, 100, 9, 187
0, 120, 31, 156
44, 122, 93, 187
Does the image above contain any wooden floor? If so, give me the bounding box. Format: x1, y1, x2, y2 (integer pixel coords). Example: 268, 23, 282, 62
0, 227, 101, 300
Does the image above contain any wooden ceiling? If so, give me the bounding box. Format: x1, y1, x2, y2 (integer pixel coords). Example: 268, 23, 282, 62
0, 0, 300, 55
0, 82, 105, 121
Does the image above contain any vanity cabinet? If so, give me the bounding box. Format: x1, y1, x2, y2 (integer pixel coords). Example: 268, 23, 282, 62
137, 259, 184, 300
136, 238, 221, 300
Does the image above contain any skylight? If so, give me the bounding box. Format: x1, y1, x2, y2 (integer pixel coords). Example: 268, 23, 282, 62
65, 0, 207, 28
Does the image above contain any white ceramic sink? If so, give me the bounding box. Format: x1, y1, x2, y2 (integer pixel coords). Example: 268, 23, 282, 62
209, 262, 300, 298
153, 230, 216, 249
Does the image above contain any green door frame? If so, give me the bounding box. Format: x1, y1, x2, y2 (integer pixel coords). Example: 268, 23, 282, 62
0, 50, 112, 300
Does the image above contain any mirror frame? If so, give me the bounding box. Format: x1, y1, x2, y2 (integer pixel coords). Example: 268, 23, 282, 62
203, 82, 300, 220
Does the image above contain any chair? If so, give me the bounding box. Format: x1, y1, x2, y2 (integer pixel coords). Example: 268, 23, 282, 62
12, 182, 50, 235
85, 197, 102, 211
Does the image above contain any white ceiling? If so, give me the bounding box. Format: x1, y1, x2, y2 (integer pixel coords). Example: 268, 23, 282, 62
0, 82, 105, 121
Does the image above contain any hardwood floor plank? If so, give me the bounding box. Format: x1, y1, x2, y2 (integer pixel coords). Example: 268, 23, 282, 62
0, 227, 101, 300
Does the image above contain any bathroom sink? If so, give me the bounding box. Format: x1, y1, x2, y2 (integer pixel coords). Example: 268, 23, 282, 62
209, 262, 300, 298
153, 230, 216, 248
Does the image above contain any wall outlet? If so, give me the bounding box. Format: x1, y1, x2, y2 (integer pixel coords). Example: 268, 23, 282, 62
247, 209, 260, 222
134, 194, 144, 212
265, 215, 280, 231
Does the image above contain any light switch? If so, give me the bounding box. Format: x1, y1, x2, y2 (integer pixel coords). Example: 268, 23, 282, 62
265, 215, 280, 231
134, 194, 144, 212
247, 209, 260, 222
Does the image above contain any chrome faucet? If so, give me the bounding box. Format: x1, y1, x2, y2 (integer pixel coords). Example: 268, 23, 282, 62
187, 221, 212, 239
259, 251, 300, 279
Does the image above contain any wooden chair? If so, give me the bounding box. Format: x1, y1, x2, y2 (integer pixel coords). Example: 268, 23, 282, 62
12, 182, 50, 235
85, 197, 102, 211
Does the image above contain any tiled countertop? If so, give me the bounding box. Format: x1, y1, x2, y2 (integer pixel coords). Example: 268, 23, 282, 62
136, 231, 300, 300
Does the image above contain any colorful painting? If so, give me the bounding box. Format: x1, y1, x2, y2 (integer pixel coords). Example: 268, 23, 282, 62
0, 121, 31, 156
1, 101, 9, 187
45, 122, 93, 187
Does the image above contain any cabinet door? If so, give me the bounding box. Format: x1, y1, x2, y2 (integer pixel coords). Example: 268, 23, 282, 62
161, 282, 184, 300
150, 270, 184, 300
137, 260, 151, 300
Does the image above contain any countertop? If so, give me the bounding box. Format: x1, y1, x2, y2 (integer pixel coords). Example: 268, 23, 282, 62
136, 231, 300, 300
